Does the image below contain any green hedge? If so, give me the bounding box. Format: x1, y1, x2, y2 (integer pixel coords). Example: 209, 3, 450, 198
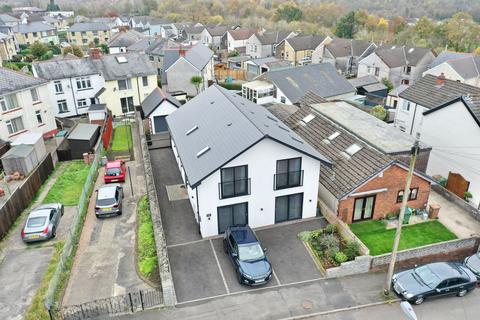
217, 82, 242, 90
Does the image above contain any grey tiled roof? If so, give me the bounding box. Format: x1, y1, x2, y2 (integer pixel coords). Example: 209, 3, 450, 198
326, 38, 375, 58
184, 44, 213, 70
348, 75, 379, 88
92, 52, 156, 80
145, 38, 169, 56
166, 85, 330, 187
12, 21, 55, 34
206, 25, 228, 37
0, 14, 20, 24
260, 63, 355, 103
399, 74, 480, 110
33, 58, 98, 80
446, 56, 480, 80
141, 87, 181, 117
68, 22, 110, 32
262, 103, 299, 121
108, 30, 145, 47
133, 16, 173, 26
286, 35, 327, 51
430, 51, 471, 68
284, 105, 394, 199
126, 38, 153, 52
0, 67, 48, 95
374, 45, 433, 68
296, 91, 327, 105
255, 31, 292, 45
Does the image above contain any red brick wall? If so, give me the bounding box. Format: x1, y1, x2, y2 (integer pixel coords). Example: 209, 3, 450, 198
338, 164, 431, 224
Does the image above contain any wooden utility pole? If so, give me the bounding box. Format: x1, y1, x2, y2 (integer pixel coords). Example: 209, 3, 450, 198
384, 140, 420, 295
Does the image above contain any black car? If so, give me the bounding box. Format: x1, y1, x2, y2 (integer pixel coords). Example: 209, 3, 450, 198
392, 262, 477, 305
223, 225, 272, 286
464, 253, 480, 280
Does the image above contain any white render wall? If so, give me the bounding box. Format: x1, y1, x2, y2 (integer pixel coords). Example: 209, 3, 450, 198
393, 98, 427, 137
357, 53, 390, 83
421, 101, 480, 207
148, 100, 178, 134
193, 138, 321, 237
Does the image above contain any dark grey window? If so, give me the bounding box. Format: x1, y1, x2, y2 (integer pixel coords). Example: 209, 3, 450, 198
275, 158, 302, 190
120, 97, 134, 113
220, 165, 249, 199
275, 193, 303, 223
142, 76, 148, 87
218, 202, 248, 233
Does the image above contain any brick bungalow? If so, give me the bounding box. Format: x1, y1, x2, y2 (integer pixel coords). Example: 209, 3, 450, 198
283, 95, 433, 224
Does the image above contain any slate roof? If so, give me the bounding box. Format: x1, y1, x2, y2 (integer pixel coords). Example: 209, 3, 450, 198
325, 38, 375, 58
283, 105, 394, 199
145, 37, 171, 56
33, 58, 98, 80
264, 60, 292, 71
141, 87, 181, 117
296, 91, 328, 105
430, 51, 472, 68
166, 85, 330, 188
68, 123, 100, 141
0, 14, 20, 24
68, 22, 110, 32
255, 31, 292, 45
133, 16, 172, 26
108, 30, 145, 48
399, 74, 480, 110
374, 45, 433, 68
348, 75, 379, 88
12, 21, 55, 33
445, 56, 480, 80
184, 43, 213, 70
0, 67, 48, 95
91, 17, 117, 24
248, 56, 279, 66
184, 26, 204, 34
228, 28, 256, 40
259, 63, 355, 103
286, 35, 327, 51
92, 52, 156, 81
126, 38, 154, 52
206, 25, 228, 37
262, 103, 299, 121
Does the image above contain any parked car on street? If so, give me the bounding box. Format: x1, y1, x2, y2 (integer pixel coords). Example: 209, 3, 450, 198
464, 253, 480, 280
104, 160, 126, 183
21, 203, 64, 243
392, 262, 477, 305
223, 225, 272, 286
95, 184, 123, 218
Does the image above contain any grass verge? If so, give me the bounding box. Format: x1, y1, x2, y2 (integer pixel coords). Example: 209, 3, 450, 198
137, 195, 160, 284
43, 161, 90, 206
111, 124, 132, 152
350, 220, 457, 256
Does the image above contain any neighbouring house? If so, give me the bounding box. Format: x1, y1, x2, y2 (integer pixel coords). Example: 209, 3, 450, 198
423, 51, 480, 87
67, 22, 112, 46
348, 75, 388, 106
0, 67, 57, 141
275, 35, 332, 66
129, 16, 173, 36
166, 84, 330, 237
141, 87, 181, 134
184, 25, 204, 42
91, 17, 126, 31
223, 28, 256, 53
245, 31, 295, 59
395, 74, 480, 206
313, 38, 376, 77
126, 38, 154, 53
244, 57, 292, 80
201, 25, 229, 51
283, 99, 432, 224
357, 45, 436, 87
12, 21, 58, 45
165, 44, 214, 97
145, 37, 179, 76
0, 28, 17, 61
32, 53, 105, 118
242, 63, 355, 105
0, 14, 20, 27
108, 29, 146, 54
386, 84, 409, 109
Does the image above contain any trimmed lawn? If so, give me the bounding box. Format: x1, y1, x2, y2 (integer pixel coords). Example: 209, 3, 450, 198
111, 124, 132, 152
350, 220, 457, 256
137, 195, 159, 284
43, 161, 90, 206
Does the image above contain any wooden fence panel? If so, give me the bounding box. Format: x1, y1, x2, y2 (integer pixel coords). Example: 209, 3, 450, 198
446, 171, 470, 199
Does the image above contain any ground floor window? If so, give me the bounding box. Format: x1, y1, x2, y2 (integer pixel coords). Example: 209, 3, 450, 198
217, 202, 248, 234
57, 100, 68, 113
275, 193, 303, 223
353, 195, 375, 221
120, 96, 134, 113
6, 116, 24, 134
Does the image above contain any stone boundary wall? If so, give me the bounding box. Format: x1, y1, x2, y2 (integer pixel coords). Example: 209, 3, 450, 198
432, 184, 479, 219
325, 255, 372, 278
136, 112, 176, 306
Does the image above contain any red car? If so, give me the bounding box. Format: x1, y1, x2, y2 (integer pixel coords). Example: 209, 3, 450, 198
104, 160, 126, 183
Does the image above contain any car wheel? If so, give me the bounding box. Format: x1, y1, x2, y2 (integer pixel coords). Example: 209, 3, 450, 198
52, 228, 56, 238
118, 211, 122, 216
413, 297, 424, 305
457, 289, 468, 297
223, 239, 228, 253
237, 272, 243, 285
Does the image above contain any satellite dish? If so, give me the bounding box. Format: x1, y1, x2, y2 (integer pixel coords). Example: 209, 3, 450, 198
400, 301, 417, 320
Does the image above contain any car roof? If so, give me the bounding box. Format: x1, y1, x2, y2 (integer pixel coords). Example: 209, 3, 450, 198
28, 209, 52, 218
106, 160, 122, 169
98, 184, 120, 199
427, 262, 465, 279
230, 226, 258, 244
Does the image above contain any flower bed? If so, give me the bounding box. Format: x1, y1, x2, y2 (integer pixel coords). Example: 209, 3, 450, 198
299, 224, 361, 269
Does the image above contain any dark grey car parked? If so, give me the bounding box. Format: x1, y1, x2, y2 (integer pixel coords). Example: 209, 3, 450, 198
392, 262, 477, 305
95, 184, 123, 218
21, 203, 64, 243
464, 253, 480, 280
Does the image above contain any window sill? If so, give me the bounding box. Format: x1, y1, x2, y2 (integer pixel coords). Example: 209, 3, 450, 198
274, 184, 303, 191
58, 110, 70, 114
2, 107, 22, 114
55, 92, 64, 95
32, 101, 42, 105
8, 129, 27, 138
77, 88, 93, 92
38, 123, 45, 127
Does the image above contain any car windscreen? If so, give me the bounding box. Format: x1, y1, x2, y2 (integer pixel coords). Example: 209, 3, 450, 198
106, 168, 122, 176
414, 265, 441, 288
467, 254, 480, 272
27, 216, 47, 228
238, 243, 264, 261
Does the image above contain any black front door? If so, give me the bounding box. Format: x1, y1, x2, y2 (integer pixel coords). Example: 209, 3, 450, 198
217, 202, 248, 233
275, 193, 303, 223
352, 195, 375, 222
153, 115, 168, 133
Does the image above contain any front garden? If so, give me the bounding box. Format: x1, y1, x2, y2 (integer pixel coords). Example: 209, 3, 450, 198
299, 224, 361, 269
350, 220, 457, 256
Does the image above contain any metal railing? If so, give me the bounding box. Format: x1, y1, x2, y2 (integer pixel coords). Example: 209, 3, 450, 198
273, 170, 304, 190
218, 178, 251, 199
51, 289, 163, 320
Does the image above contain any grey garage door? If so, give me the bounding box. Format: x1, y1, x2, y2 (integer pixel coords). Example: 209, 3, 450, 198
217, 202, 248, 234
153, 115, 168, 133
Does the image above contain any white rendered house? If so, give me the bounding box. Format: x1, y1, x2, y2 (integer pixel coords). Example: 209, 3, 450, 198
167, 85, 329, 237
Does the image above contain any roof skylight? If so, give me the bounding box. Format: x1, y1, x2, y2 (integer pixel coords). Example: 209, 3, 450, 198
186, 125, 198, 136
196, 146, 210, 158
302, 114, 315, 124
345, 144, 362, 156
115, 56, 127, 63
328, 132, 340, 140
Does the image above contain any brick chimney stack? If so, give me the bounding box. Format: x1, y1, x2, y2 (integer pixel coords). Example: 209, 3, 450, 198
436, 72, 446, 86
90, 48, 102, 60
179, 46, 187, 57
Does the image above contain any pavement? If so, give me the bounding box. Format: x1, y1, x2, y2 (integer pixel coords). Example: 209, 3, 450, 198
0, 163, 77, 320
63, 122, 149, 306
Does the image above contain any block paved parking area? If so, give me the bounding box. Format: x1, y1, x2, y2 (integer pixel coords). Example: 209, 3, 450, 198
150, 147, 327, 304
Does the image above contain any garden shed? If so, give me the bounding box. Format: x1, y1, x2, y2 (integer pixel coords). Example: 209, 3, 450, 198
10, 132, 47, 162
1, 144, 39, 176
67, 123, 100, 159
88, 104, 108, 125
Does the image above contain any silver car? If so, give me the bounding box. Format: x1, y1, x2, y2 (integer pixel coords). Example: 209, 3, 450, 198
21, 203, 64, 243
95, 184, 123, 218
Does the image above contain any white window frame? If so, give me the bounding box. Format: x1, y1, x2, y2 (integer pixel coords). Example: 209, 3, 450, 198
0, 94, 19, 111
30, 88, 39, 102
35, 110, 43, 124
54, 81, 63, 94
6, 116, 24, 134
76, 77, 92, 90
57, 100, 68, 113
142, 76, 148, 87
118, 79, 132, 91
77, 98, 88, 108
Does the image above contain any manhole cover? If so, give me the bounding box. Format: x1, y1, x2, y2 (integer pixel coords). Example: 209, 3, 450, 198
302, 300, 313, 309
